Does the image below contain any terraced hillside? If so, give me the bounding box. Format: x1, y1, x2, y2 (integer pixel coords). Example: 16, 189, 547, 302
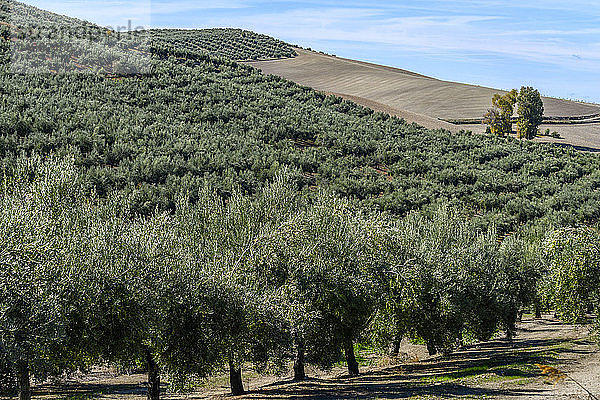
247, 49, 600, 148
3, 0, 600, 232
148, 29, 296, 61
2, 1, 296, 75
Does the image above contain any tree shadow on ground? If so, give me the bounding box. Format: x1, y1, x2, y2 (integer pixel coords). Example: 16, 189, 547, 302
34, 381, 153, 398
245, 377, 542, 399
551, 142, 600, 153
245, 319, 583, 399
32, 319, 587, 399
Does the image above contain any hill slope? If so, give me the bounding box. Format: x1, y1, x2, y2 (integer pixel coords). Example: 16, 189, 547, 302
148, 29, 296, 61
2, 1, 296, 75
247, 49, 600, 147
2, 0, 600, 233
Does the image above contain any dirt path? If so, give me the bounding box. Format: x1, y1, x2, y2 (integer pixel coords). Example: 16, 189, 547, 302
28, 316, 599, 400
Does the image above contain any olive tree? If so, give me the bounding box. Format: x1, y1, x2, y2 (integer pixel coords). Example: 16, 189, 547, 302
0, 157, 92, 400
161, 175, 298, 395
265, 191, 383, 377
0, 156, 182, 400
74, 209, 183, 400
543, 227, 600, 323
382, 207, 531, 355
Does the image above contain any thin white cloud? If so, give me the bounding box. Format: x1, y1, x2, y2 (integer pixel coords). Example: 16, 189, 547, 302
22, 0, 248, 28
20, 1, 600, 81
195, 6, 600, 72
150, 0, 249, 14
498, 28, 600, 36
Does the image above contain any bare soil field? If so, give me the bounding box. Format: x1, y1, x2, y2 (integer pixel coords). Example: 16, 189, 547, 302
245, 49, 600, 150
24, 316, 599, 400
457, 123, 600, 152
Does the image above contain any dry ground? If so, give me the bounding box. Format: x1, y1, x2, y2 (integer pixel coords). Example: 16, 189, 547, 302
245, 49, 600, 150
24, 316, 600, 400
455, 123, 600, 152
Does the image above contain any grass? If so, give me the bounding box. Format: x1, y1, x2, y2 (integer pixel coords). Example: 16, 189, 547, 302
419, 365, 491, 384
419, 363, 536, 386
63, 394, 98, 400
417, 335, 577, 388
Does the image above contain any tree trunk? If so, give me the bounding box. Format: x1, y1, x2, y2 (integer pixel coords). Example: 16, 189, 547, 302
426, 342, 437, 356
229, 361, 245, 396
535, 302, 541, 319
390, 335, 402, 356
146, 349, 160, 400
344, 338, 359, 376
17, 361, 31, 400
293, 339, 306, 381
506, 328, 514, 341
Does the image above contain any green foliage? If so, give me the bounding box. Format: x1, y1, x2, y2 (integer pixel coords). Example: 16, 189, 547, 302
2, 1, 293, 76
543, 227, 600, 323
2, 2, 600, 396
148, 29, 296, 61
484, 87, 545, 140
0, 157, 580, 395
160, 180, 298, 386
484, 89, 517, 136
378, 207, 537, 354
0, 157, 94, 391
516, 86, 544, 139
262, 190, 384, 371
1, 2, 600, 237
0, 158, 295, 394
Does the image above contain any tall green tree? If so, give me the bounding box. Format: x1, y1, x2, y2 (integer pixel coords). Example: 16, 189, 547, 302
483, 89, 517, 136
516, 86, 544, 139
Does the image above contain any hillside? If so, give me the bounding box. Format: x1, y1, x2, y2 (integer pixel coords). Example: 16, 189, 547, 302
2, 2, 296, 74
148, 29, 296, 61
247, 49, 600, 149
2, 0, 600, 232
3, 2, 600, 400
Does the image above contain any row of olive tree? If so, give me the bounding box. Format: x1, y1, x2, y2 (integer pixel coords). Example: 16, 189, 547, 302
1, 157, 543, 399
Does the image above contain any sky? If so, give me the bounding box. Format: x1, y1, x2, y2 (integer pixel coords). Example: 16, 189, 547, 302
24, 0, 600, 103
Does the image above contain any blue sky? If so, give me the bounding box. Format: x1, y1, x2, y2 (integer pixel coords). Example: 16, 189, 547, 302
25, 1, 600, 103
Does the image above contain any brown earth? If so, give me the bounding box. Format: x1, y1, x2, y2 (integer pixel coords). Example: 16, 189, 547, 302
26, 316, 599, 400
245, 49, 600, 150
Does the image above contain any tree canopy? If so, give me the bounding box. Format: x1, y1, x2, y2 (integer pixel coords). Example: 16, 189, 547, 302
516, 86, 545, 140
484, 89, 517, 136
1, 158, 556, 398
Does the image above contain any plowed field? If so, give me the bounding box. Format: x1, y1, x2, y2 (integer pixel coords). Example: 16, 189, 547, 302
246, 49, 600, 150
